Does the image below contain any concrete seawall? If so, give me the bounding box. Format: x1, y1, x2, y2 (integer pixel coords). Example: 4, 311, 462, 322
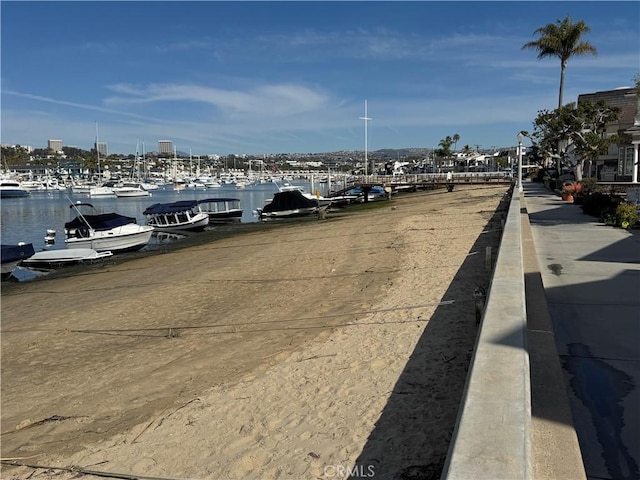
441, 191, 532, 480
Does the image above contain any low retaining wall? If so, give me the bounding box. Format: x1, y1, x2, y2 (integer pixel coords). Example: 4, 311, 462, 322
441, 192, 531, 480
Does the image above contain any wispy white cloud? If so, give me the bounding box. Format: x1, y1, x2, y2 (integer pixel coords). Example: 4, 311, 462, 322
155, 40, 214, 53
1, 85, 551, 155
104, 83, 330, 117
3, 90, 158, 121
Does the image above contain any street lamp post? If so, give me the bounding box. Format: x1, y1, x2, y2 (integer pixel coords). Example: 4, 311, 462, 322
517, 132, 524, 194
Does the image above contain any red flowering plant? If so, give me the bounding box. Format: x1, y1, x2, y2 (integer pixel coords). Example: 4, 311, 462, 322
562, 181, 582, 196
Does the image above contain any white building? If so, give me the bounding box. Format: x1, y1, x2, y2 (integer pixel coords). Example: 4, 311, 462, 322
95, 142, 108, 157
158, 140, 173, 156
48, 139, 63, 153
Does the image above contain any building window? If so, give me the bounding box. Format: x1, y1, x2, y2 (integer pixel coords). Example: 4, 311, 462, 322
619, 146, 634, 176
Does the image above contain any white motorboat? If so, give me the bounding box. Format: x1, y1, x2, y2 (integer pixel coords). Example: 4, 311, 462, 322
64, 202, 154, 252
139, 181, 159, 191
0, 180, 30, 198
201, 177, 222, 188
113, 183, 150, 197
89, 185, 115, 197
143, 200, 210, 231
21, 180, 46, 191
20, 248, 113, 268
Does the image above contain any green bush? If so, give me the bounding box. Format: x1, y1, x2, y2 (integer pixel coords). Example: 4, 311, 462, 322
579, 177, 597, 194
609, 202, 639, 229
581, 192, 618, 218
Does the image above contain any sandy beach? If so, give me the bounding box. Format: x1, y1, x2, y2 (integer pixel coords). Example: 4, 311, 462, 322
1, 184, 509, 480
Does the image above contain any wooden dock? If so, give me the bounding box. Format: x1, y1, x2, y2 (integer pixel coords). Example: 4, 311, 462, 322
330, 172, 515, 200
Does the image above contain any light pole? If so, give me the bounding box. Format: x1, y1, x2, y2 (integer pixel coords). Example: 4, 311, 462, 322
517, 132, 524, 193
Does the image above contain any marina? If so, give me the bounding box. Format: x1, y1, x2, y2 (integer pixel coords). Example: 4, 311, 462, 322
0, 180, 329, 256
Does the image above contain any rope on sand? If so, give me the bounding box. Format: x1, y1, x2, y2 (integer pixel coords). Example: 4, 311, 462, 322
1, 459, 190, 480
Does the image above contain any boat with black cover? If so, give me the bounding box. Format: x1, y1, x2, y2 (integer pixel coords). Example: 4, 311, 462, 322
65, 202, 154, 252
257, 190, 320, 219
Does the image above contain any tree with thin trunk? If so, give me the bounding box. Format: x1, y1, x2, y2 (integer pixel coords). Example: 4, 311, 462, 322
522, 15, 597, 109
453, 133, 460, 152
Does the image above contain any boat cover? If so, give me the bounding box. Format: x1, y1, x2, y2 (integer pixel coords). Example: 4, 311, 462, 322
143, 201, 200, 215
261, 190, 318, 214
1, 243, 36, 263
65, 213, 138, 231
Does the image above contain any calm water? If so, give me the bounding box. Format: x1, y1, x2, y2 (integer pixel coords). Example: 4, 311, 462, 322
1, 181, 325, 252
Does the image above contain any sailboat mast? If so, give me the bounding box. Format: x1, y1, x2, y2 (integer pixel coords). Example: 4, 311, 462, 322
134, 139, 140, 180
95, 121, 100, 181
142, 140, 146, 180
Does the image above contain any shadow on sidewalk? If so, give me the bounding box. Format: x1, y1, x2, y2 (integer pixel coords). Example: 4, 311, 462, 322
545, 271, 640, 480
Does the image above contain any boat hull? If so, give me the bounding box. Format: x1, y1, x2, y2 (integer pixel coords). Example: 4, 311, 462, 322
65, 225, 154, 252
21, 248, 113, 268
147, 213, 209, 232
113, 188, 150, 197
1, 243, 36, 278
89, 187, 115, 197
258, 207, 318, 219
0, 184, 30, 198
207, 210, 243, 221
1, 190, 30, 198
196, 199, 243, 222
144, 200, 211, 231
258, 190, 319, 219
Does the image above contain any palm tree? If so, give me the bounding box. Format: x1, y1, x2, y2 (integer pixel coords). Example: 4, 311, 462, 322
437, 136, 454, 171
452, 134, 460, 152
522, 15, 597, 109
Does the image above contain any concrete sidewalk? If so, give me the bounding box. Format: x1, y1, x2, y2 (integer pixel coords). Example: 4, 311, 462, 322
523, 182, 640, 480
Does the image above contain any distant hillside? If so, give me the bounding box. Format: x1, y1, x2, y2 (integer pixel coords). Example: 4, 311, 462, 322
375, 148, 432, 157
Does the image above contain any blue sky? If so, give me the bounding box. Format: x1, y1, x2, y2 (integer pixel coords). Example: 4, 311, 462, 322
1, 1, 638, 156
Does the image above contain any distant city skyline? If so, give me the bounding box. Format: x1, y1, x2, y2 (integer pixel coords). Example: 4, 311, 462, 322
1, 2, 638, 156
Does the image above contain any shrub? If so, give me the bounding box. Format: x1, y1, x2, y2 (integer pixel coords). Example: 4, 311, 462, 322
579, 177, 597, 195
533, 168, 546, 183
610, 202, 639, 229
581, 192, 618, 218
562, 181, 582, 195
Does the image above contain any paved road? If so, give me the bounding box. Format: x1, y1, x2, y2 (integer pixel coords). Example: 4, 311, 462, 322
524, 182, 640, 480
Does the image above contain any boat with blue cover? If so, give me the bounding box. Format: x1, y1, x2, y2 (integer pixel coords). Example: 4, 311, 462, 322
1, 243, 36, 279
143, 200, 210, 231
